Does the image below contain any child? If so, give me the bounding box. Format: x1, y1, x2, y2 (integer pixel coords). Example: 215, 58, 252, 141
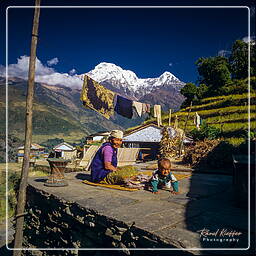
150, 158, 179, 195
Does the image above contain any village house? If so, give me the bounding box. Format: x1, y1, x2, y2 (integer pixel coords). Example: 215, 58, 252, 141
17, 143, 46, 163
122, 124, 192, 160
85, 131, 110, 144
53, 142, 77, 160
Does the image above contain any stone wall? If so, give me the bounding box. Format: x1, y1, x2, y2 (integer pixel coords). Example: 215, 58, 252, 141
24, 185, 193, 256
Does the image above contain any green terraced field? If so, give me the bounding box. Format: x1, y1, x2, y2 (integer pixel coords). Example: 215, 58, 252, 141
143, 92, 255, 145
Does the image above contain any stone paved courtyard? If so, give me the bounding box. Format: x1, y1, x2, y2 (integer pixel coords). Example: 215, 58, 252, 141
25, 168, 250, 254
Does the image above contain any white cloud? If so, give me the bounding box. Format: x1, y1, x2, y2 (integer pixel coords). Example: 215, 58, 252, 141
1, 55, 83, 89
47, 57, 59, 66
168, 62, 173, 67
69, 68, 77, 75
217, 50, 231, 57
0, 65, 6, 76
242, 36, 256, 43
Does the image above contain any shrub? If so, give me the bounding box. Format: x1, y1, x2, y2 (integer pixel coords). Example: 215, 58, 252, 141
226, 137, 246, 146
0, 171, 20, 223
189, 122, 221, 141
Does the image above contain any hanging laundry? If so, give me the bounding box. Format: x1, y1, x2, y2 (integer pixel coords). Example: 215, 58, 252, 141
195, 112, 201, 130
200, 116, 203, 125
154, 105, 162, 126
80, 75, 115, 119
132, 101, 143, 117
142, 103, 150, 114
114, 95, 133, 119
153, 105, 158, 118
144, 103, 151, 113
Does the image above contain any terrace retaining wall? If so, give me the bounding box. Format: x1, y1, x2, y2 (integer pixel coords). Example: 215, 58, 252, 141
23, 185, 193, 256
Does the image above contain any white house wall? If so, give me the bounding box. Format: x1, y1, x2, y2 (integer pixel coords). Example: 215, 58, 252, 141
93, 136, 104, 141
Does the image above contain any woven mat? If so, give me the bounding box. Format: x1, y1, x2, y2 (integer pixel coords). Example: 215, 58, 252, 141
82, 173, 191, 191
139, 171, 191, 181
145, 163, 158, 170
82, 180, 140, 191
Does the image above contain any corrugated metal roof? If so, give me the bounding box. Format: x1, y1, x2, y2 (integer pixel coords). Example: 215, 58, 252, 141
123, 125, 177, 143
124, 123, 160, 136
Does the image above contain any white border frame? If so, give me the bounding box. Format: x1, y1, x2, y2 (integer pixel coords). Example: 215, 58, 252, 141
5, 5, 251, 252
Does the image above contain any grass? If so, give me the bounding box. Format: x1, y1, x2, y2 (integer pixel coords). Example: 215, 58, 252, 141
199, 92, 253, 104
0, 164, 50, 224
181, 97, 251, 112
174, 105, 250, 118
163, 111, 250, 124
205, 112, 249, 123
225, 137, 246, 146
180, 93, 254, 112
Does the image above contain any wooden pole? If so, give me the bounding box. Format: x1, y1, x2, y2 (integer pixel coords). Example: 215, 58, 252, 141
168, 109, 172, 127
179, 101, 193, 158
13, 0, 41, 254
174, 115, 178, 129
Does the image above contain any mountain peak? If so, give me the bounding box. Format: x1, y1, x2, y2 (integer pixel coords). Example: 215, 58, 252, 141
95, 62, 119, 69
160, 71, 173, 77
86, 62, 185, 99
159, 71, 179, 81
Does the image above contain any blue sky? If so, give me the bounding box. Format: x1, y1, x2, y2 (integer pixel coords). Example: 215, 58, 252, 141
1, 0, 255, 84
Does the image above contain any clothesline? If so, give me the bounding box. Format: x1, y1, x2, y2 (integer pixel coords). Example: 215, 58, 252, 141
80, 74, 201, 129
80, 74, 155, 120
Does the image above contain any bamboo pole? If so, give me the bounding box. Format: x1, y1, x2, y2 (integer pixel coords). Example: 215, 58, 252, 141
179, 101, 193, 158
13, 0, 41, 254
174, 115, 178, 129
168, 109, 172, 127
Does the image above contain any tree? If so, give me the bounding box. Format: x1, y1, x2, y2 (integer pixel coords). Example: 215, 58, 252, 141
181, 83, 197, 100
196, 56, 231, 93
180, 83, 197, 107
251, 41, 256, 77
196, 83, 208, 99
229, 40, 249, 79
189, 121, 221, 141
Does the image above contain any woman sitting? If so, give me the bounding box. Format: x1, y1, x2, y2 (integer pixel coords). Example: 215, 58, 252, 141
90, 130, 123, 183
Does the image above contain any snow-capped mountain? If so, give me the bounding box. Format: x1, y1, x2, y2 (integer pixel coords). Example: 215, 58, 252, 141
84, 62, 185, 100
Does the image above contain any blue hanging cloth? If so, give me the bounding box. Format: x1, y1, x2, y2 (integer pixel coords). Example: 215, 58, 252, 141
114, 95, 133, 119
